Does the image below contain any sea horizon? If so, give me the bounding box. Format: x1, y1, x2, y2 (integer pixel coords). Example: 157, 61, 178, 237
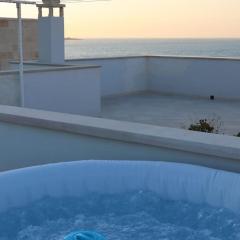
65, 37, 240, 39
65, 38, 240, 59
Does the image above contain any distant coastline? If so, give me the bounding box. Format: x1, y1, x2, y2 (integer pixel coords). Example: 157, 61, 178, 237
65, 37, 82, 40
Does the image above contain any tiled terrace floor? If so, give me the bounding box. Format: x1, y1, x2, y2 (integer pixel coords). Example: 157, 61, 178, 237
101, 92, 240, 136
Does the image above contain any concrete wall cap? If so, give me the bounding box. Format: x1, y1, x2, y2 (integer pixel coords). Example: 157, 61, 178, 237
0, 65, 100, 76
66, 55, 240, 62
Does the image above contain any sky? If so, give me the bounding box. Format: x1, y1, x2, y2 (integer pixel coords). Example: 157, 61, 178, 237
0, 0, 240, 38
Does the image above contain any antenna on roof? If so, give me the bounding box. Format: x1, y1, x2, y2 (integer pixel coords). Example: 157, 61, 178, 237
33, 0, 111, 4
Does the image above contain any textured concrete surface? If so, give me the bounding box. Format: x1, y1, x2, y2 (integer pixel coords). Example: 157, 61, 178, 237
101, 92, 240, 136
0, 18, 38, 70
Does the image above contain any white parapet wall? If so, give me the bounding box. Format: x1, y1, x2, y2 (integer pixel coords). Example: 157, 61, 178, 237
3, 55, 240, 117
147, 56, 240, 100
0, 106, 239, 172
68, 56, 240, 100
66, 57, 148, 97
23, 65, 101, 116
0, 65, 101, 116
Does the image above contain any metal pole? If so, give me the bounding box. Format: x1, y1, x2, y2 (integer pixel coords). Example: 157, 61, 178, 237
16, 2, 24, 107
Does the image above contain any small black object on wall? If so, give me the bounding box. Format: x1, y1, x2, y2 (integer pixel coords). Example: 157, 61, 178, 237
210, 95, 215, 100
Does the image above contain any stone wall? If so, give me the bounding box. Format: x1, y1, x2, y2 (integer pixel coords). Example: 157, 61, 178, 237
0, 18, 38, 70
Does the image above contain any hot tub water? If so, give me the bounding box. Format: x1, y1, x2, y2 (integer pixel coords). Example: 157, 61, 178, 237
1, 191, 240, 240
0, 161, 240, 240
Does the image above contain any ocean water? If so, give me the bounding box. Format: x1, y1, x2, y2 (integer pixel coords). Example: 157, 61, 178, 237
1, 191, 240, 240
65, 38, 240, 59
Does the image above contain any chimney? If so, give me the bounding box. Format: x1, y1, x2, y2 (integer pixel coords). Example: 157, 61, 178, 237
37, 0, 65, 64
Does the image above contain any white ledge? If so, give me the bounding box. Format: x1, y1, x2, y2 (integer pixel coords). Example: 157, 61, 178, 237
66, 55, 240, 62
0, 105, 239, 160
0, 65, 100, 76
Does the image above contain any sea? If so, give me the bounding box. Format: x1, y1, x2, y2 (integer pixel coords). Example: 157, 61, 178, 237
65, 38, 240, 59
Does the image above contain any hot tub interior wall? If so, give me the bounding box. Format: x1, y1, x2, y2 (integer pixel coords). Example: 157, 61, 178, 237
1, 160, 240, 214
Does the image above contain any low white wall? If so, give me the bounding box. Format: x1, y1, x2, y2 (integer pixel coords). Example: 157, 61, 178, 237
0, 106, 239, 173
0, 66, 101, 116
9, 61, 68, 70
67, 57, 147, 97
147, 56, 240, 99
68, 56, 240, 100
24, 66, 101, 116
3, 56, 240, 113
0, 71, 20, 106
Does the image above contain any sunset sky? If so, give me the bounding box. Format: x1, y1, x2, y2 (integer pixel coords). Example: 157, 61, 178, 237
0, 0, 240, 38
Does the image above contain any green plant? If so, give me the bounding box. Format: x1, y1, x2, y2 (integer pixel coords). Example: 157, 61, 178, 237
188, 119, 214, 133
188, 117, 222, 134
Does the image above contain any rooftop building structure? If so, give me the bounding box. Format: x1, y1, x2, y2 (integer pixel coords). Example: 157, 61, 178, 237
0, 17, 38, 70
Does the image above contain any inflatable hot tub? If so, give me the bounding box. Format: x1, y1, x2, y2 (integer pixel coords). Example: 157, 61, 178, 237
0, 160, 240, 240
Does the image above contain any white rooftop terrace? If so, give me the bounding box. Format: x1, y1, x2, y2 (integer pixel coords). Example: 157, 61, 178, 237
102, 92, 240, 136
1, 56, 240, 172
6, 55, 240, 137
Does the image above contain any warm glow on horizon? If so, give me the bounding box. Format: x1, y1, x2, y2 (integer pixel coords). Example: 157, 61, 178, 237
0, 0, 240, 38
